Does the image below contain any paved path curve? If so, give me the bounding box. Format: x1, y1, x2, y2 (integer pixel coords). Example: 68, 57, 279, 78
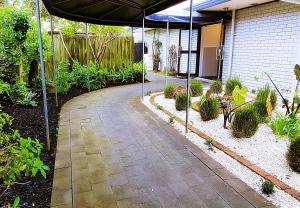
51, 72, 274, 208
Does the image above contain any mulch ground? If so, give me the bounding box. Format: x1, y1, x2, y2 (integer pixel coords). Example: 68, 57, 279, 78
0, 87, 88, 208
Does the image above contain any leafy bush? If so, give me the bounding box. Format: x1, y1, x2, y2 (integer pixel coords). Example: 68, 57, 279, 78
175, 93, 191, 111
232, 105, 259, 138
225, 77, 242, 95
210, 80, 223, 94
55, 61, 73, 94
8, 83, 37, 106
199, 96, 219, 121
269, 114, 300, 139
164, 83, 176, 98
262, 181, 275, 196
190, 80, 203, 97
0, 112, 49, 185
287, 137, 300, 173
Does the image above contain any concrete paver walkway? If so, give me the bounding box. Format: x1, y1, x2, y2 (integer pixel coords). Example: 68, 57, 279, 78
51, 73, 275, 208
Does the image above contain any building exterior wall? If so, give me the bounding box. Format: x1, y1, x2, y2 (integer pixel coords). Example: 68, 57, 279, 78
222, 1, 300, 97
144, 29, 180, 71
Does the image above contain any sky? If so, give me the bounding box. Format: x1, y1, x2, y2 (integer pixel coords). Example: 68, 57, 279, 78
162, 0, 206, 12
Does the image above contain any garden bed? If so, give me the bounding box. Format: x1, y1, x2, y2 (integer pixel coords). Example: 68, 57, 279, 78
143, 91, 300, 208
0, 87, 88, 207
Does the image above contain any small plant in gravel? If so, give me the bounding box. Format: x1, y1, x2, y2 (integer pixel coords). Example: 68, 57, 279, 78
232, 105, 259, 138
169, 116, 175, 124
164, 83, 176, 98
204, 138, 214, 151
269, 114, 300, 139
199, 96, 219, 121
225, 77, 242, 95
286, 137, 300, 173
262, 180, 275, 196
210, 80, 223, 94
175, 93, 191, 111
157, 105, 163, 110
190, 80, 203, 97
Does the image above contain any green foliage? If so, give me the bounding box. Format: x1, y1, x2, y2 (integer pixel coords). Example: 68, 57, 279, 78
0, 6, 50, 83
4, 82, 37, 106
254, 85, 277, 119
55, 61, 144, 94
225, 77, 242, 95
256, 85, 277, 109
190, 80, 203, 97
232, 86, 248, 107
199, 96, 219, 121
175, 93, 191, 111
295, 64, 300, 81
164, 83, 176, 98
262, 181, 275, 196
55, 61, 73, 94
0, 112, 49, 185
210, 80, 223, 94
287, 137, 300, 173
232, 105, 259, 138
269, 114, 300, 139
157, 105, 163, 110
169, 116, 175, 124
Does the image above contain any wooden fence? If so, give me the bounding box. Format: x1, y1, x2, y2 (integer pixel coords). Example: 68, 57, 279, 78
45, 33, 133, 79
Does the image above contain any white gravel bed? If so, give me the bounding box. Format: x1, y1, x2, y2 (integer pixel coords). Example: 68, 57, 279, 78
142, 93, 300, 208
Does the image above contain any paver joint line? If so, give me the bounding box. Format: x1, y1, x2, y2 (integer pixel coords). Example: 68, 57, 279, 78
150, 92, 300, 202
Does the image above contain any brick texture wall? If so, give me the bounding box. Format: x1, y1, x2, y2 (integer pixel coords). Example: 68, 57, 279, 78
222, 1, 300, 97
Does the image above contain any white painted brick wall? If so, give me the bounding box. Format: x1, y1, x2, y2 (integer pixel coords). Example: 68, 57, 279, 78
223, 1, 300, 98
144, 29, 180, 71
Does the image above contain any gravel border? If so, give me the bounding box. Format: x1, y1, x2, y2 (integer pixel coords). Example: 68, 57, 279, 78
143, 92, 300, 208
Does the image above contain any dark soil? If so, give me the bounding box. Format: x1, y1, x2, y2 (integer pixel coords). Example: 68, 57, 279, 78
0, 87, 88, 208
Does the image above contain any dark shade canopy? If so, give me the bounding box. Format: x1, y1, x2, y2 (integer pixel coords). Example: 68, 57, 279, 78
42, 0, 186, 27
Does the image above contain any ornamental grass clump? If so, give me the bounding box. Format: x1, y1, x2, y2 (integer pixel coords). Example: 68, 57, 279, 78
190, 80, 203, 97
164, 83, 176, 98
232, 105, 259, 138
254, 85, 277, 120
175, 93, 191, 111
262, 181, 275, 196
210, 80, 223, 94
286, 137, 300, 173
199, 96, 219, 121
225, 77, 242, 95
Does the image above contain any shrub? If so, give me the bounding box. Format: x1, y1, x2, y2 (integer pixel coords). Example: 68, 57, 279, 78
253, 100, 268, 121
269, 114, 300, 139
232, 105, 259, 138
8, 83, 37, 106
287, 137, 300, 173
255, 85, 277, 118
262, 181, 275, 196
0, 112, 49, 185
175, 93, 191, 111
210, 80, 223, 94
190, 80, 203, 97
55, 61, 73, 94
225, 77, 242, 95
199, 96, 219, 121
164, 83, 176, 98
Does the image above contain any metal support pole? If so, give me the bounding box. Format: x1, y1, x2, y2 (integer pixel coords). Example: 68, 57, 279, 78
86, 22, 90, 92
165, 20, 169, 87
131, 26, 134, 72
50, 15, 58, 107
186, 0, 193, 133
36, 0, 50, 151
142, 11, 145, 98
